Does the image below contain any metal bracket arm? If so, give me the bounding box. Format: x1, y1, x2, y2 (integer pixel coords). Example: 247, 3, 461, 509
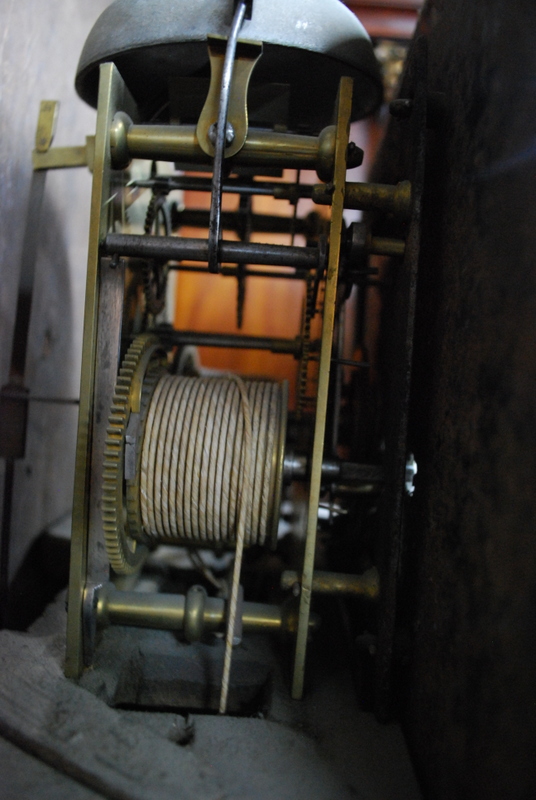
32, 99, 94, 171
32, 138, 95, 171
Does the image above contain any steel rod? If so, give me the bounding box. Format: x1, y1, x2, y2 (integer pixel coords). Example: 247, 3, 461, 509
313, 179, 412, 220
282, 568, 380, 601
131, 176, 315, 200
104, 233, 320, 269
369, 236, 406, 257
283, 455, 384, 484
154, 329, 302, 357
167, 264, 308, 281
174, 208, 316, 236
0, 389, 79, 405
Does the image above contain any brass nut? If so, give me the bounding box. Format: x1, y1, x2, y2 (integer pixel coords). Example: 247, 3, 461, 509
317, 127, 363, 182
184, 585, 208, 642
316, 125, 336, 182
109, 111, 132, 169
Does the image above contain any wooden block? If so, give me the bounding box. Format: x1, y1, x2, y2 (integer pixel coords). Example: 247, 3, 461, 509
0, 631, 224, 800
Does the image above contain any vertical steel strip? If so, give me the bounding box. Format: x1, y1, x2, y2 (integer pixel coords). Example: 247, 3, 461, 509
207, 0, 247, 273
292, 76, 353, 699
65, 64, 137, 678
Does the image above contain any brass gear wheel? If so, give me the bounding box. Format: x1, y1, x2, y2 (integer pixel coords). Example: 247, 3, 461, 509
102, 334, 168, 574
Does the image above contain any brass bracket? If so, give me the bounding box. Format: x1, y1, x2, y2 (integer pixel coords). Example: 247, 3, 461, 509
292, 75, 354, 700
35, 100, 58, 151
197, 37, 263, 158
32, 99, 94, 171
65, 63, 139, 679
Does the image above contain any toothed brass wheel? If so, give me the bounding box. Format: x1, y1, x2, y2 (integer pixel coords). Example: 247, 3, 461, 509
102, 334, 168, 574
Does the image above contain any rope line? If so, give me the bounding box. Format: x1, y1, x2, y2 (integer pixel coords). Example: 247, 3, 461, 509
219, 374, 252, 714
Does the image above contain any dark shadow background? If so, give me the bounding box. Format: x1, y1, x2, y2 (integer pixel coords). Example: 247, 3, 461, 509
376, 1, 536, 797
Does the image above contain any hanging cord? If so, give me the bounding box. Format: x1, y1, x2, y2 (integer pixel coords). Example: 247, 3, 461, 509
219, 374, 252, 714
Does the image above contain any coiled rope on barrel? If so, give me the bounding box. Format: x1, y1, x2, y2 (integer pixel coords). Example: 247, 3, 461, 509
139, 375, 281, 547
